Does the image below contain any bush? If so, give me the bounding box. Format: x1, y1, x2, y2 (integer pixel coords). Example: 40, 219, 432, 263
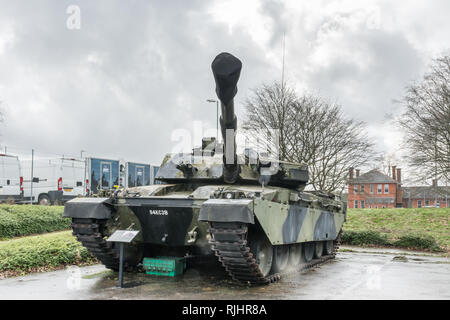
393, 235, 440, 251
0, 205, 70, 239
0, 231, 96, 275
341, 230, 390, 246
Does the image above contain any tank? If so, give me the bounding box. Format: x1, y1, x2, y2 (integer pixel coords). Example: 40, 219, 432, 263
64, 52, 347, 285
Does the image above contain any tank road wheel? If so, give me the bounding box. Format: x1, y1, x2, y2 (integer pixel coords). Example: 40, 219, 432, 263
303, 242, 314, 262
324, 240, 334, 256
314, 241, 323, 258
249, 233, 273, 277
271, 245, 289, 273
210, 223, 277, 284
288, 244, 302, 268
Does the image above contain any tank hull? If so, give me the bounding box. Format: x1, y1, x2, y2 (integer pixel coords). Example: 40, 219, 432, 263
64, 184, 346, 284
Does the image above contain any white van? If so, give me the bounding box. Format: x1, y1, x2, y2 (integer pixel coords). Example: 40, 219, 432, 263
22, 157, 87, 204
0, 154, 23, 202
60, 158, 86, 201
21, 158, 63, 205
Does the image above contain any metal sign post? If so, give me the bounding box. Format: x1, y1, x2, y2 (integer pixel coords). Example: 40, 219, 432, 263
106, 230, 140, 288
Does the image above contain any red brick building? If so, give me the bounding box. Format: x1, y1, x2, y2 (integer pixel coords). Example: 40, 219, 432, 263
402, 181, 449, 208
348, 167, 449, 209
347, 166, 403, 209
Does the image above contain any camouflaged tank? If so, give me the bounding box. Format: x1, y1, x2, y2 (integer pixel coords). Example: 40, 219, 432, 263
64, 52, 347, 285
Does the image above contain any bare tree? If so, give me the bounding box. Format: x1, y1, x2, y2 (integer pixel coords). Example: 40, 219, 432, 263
242, 82, 297, 160
243, 81, 374, 193
398, 55, 450, 183
372, 152, 404, 176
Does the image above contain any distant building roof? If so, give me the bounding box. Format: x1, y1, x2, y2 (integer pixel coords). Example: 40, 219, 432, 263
402, 186, 450, 200
348, 169, 396, 184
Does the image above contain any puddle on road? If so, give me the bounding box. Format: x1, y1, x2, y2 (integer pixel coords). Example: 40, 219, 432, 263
392, 256, 408, 262
82, 270, 113, 280
2, 249, 449, 300
85, 260, 308, 300
390, 255, 450, 265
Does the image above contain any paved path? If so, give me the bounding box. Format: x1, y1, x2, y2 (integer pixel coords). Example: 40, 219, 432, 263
0, 247, 448, 300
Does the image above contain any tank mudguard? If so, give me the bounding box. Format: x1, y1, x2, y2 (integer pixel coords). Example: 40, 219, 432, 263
253, 199, 345, 245
63, 197, 113, 219
198, 199, 254, 224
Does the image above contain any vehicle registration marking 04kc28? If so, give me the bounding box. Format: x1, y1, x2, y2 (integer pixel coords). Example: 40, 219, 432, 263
149, 209, 168, 216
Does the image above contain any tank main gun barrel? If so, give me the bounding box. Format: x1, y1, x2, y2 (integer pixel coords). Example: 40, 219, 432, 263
211, 52, 242, 183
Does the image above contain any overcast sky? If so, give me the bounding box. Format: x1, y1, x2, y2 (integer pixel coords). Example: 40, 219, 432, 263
0, 0, 449, 169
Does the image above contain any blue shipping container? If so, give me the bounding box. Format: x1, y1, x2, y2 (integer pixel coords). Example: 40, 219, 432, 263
88, 158, 119, 194
127, 162, 151, 187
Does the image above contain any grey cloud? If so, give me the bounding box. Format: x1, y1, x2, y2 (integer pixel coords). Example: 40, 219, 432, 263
0, 0, 449, 165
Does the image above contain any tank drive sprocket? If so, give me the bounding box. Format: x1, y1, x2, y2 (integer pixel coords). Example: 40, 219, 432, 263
71, 218, 142, 271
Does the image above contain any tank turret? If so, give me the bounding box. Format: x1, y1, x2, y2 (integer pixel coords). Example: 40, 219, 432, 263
154, 52, 309, 189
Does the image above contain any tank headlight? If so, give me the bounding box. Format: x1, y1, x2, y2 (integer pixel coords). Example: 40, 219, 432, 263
226, 192, 234, 199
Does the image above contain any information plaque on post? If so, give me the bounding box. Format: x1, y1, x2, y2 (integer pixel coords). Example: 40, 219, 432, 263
106, 230, 140, 288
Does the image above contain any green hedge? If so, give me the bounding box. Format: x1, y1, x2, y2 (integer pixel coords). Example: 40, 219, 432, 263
341, 230, 441, 251
392, 234, 440, 251
0, 205, 70, 239
342, 208, 449, 252
341, 230, 389, 246
0, 231, 96, 276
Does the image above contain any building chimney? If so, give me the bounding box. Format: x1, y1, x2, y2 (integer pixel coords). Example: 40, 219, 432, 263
392, 165, 397, 181
356, 169, 360, 177
432, 179, 438, 187
396, 168, 401, 184
349, 167, 354, 180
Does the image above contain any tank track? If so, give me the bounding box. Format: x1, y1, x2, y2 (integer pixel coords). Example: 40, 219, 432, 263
209, 222, 341, 285
70, 218, 341, 283
70, 218, 122, 271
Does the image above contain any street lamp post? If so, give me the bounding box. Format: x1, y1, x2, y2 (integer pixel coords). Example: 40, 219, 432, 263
207, 99, 219, 142
80, 150, 87, 196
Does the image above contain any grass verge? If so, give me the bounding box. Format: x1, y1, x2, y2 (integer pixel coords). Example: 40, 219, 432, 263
0, 230, 97, 278
0, 204, 70, 239
342, 208, 449, 253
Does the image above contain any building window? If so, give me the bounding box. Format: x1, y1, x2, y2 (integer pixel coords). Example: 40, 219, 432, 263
354, 185, 358, 194
361, 185, 365, 193
354, 200, 358, 208
436, 200, 440, 208
384, 184, 389, 194
361, 200, 365, 208
425, 200, 429, 206
377, 184, 382, 194
370, 184, 374, 194
418, 200, 422, 208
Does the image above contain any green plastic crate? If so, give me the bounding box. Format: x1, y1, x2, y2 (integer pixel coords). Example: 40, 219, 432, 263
142, 257, 186, 277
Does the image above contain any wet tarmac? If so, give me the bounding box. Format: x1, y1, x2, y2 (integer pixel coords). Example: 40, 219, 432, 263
0, 246, 449, 300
